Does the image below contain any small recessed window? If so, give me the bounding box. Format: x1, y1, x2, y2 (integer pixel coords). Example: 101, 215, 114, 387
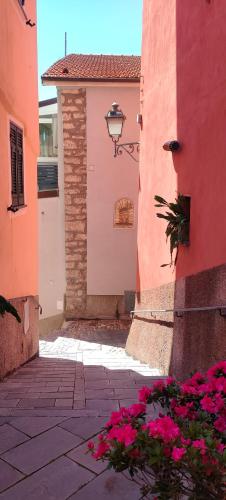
10, 122, 25, 208
39, 116, 58, 158
38, 164, 58, 198
114, 198, 134, 228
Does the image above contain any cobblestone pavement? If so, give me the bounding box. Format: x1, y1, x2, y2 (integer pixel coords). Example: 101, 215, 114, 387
0, 321, 162, 499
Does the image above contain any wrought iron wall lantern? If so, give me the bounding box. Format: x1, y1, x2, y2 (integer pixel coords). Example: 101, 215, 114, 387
105, 103, 139, 162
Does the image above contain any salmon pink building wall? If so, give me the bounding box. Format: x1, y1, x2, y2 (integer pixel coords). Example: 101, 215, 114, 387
126, 0, 226, 377
0, 0, 39, 377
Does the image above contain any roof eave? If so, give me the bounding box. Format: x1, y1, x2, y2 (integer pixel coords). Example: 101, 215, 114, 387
42, 76, 140, 84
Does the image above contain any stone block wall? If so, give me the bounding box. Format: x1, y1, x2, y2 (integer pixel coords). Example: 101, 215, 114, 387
61, 89, 87, 318
126, 264, 226, 378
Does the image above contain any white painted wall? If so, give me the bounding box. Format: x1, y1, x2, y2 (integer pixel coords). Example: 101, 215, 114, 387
86, 85, 140, 295
38, 97, 66, 319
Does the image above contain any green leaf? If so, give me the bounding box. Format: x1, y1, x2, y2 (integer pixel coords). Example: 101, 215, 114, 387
156, 214, 172, 221
154, 195, 168, 206
154, 193, 190, 269
0, 296, 21, 323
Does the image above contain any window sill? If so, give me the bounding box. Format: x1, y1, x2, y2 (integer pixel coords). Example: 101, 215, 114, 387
38, 190, 59, 199
7, 205, 27, 213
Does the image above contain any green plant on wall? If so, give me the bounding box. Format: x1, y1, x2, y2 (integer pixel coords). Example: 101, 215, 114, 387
154, 194, 190, 267
0, 296, 21, 322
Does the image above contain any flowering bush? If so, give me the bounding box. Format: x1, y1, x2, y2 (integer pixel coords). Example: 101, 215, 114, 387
88, 361, 226, 499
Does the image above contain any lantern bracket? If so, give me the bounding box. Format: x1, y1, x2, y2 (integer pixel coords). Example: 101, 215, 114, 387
112, 138, 140, 162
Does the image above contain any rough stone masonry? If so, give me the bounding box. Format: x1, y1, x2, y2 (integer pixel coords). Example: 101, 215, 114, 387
61, 89, 87, 318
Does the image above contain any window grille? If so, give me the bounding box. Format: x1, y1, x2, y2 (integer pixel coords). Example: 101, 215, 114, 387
38, 164, 58, 192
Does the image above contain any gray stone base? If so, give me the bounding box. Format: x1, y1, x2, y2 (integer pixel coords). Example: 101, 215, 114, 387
39, 313, 64, 338
126, 263, 226, 378
0, 295, 39, 379
126, 283, 174, 375
65, 295, 128, 320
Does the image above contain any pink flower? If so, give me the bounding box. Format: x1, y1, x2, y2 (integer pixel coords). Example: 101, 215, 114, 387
190, 372, 206, 385
200, 395, 216, 413
211, 377, 226, 393
171, 447, 186, 462
93, 441, 110, 459
196, 383, 211, 395
174, 405, 188, 418
214, 416, 226, 432
201, 394, 224, 414
181, 437, 191, 446
87, 440, 94, 450
128, 403, 146, 417
192, 439, 207, 455
214, 393, 225, 412
207, 361, 226, 379
105, 407, 130, 428
107, 424, 137, 447
105, 411, 123, 428
181, 383, 198, 396
216, 443, 225, 453
166, 376, 175, 385
146, 416, 180, 443
139, 386, 152, 403
153, 380, 164, 391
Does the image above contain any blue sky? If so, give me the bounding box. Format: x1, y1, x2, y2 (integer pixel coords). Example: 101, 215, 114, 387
37, 0, 142, 101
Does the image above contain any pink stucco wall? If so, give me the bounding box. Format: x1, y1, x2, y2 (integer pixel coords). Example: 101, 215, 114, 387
138, 0, 177, 292
86, 85, 140, 295
138, 0, 226, 292
0, 0, 39, 299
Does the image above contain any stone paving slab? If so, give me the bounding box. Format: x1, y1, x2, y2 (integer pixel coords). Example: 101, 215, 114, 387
86, 399, 119, 411
9, 416, 68, 437
0, 456, 94, 500
0, 424, 29, 454
67, 439, 107, 474
59, 416, 107, 440
0, 459, 24, 493
2, 426, 82, 474
68, 469, 140, 500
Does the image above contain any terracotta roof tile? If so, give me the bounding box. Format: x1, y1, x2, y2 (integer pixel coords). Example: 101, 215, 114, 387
42, 53, 140, 82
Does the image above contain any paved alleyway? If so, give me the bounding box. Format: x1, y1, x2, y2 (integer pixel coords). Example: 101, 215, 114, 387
0, 321, 162, 499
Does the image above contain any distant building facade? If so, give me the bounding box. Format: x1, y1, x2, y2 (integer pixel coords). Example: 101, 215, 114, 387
41, 54, 140, 323
38, 98, 66, 334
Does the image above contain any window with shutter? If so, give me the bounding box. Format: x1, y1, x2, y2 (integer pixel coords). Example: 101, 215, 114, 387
10, 122, 25, 209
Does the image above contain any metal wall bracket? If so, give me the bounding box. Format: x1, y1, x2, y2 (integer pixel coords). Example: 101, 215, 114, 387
114, 141, 140, 162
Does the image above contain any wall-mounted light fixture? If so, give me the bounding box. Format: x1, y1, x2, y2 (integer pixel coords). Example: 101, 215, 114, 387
163, 140, 181, 152
105, 103, 139, 162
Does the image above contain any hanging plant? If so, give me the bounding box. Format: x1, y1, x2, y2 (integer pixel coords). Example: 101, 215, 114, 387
154, 194, 190, 267
0, 296, 21, 323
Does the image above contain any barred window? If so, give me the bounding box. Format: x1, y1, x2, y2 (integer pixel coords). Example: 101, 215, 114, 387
10, 122, 24, 208
38, 164, 59, 198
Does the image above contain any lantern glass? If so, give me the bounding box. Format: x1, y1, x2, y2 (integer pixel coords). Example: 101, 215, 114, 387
105, 103, 125, 141
107, 116, 123, 139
